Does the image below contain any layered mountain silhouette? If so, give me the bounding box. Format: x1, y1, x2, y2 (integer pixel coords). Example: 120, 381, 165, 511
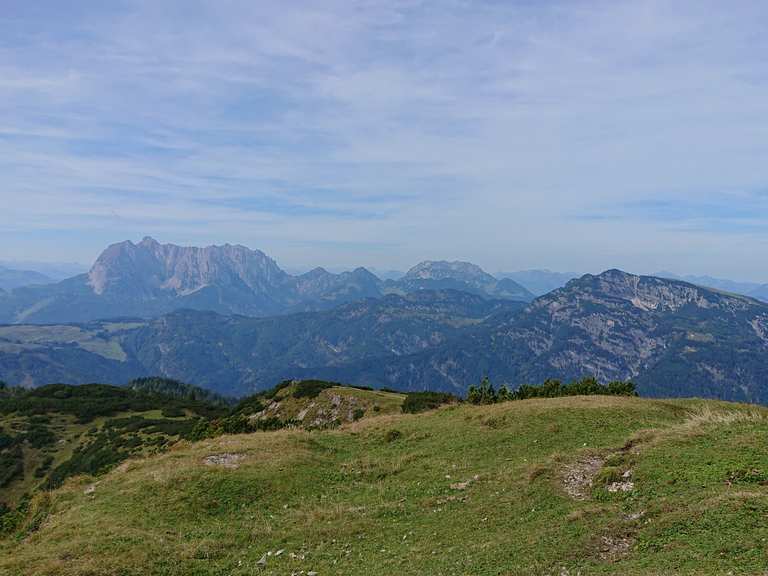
0, 266, 53, 292
0, 238, 533, 323
3, 270, 768, 403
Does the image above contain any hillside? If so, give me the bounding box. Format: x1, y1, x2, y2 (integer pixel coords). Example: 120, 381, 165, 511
252, 380, 405, 428
0, 383, 228, 506
4, 270, 768, 402
0, 290, 520, 395
1, 395, 766, 575
333, 270, 768, 402
0, 380, 403, 508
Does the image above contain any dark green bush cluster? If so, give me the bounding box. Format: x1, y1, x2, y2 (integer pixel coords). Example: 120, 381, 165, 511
291, 380, 339, 399
513, 378, 637, 400
0, 497, 29, 535
0, 445, 23, 488
44, 414, 201, 489
0, 383, 227, 422
402, 391, 460, 413
126, 377, 230, 406
33, 456, 54, 478
384, 429, 403, 443
231, 394, 265, 416
189, 415, 295, 441
467, 377, 637, 404
466, 378, 503, 405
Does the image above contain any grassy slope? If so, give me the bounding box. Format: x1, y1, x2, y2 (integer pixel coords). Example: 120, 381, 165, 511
0, 408, 201, 506
259, 385, 405, 426
2, 396, 767, 575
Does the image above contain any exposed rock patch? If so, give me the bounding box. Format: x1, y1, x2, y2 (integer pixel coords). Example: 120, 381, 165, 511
203, 453, 244, 468
450, 474, 480, 491
562, 456, 604, 500
598, 534, 633, 562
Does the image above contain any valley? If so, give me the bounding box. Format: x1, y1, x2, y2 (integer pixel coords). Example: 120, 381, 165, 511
3, 265, 768, 403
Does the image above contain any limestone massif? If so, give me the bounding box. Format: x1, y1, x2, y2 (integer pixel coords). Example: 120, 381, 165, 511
0, 238, 533, 323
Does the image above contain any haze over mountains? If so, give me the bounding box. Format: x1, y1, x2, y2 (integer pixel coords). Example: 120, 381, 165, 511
0, 266, 53, 292
3, 237, 768, 403
3, 259, 768, 403
0, 238, 533, 324
654, 271, 767, 300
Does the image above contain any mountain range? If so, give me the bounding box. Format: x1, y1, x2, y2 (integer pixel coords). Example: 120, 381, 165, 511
0, 266, 53, 292
0, 238, 533, 324
4, 269, 768, 403
654, 271, 768, 299
496, 269, 578, 296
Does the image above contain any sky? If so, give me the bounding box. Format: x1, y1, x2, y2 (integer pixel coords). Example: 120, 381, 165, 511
2, 0, 768, 280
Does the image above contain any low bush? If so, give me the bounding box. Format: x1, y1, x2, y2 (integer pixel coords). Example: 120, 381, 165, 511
291, 380, 338, 399
402, 391, 460, 414
467, 377, 637, 405
384, 429, 403, 443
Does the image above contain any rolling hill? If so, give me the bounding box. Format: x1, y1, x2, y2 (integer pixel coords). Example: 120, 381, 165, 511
1, 394, 766, 575
0, 379, 405, 508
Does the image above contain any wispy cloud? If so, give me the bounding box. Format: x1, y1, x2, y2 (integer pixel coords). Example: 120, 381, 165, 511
1, 1, 768, 279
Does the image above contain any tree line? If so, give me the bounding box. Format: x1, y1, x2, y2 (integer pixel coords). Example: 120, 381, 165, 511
466, 376, 637, 405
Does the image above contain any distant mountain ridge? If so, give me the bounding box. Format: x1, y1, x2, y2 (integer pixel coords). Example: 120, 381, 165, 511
342, 270, 768, 402
391, 261, 534, 301
0, 238, 534, 324
0, 266, 53, 292
654, 271, 765, 299
0, 289, 523, 395
497, 269, 578, 296
4, 270, 768, 404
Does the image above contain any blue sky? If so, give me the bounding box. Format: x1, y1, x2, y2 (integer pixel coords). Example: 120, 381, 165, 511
2, 0, 768, 280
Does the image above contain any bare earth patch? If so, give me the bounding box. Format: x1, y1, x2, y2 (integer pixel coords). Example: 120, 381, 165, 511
598, 534, 634, 562
562, 456, 604, 499
203, 453, 245, 469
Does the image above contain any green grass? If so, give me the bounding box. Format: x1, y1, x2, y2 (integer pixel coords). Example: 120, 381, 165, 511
255, 384, 405, 427
1, 396, 767, 575
0, 409, 203, 506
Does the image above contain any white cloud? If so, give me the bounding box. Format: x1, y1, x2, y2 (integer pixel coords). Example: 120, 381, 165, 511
1, 0, 767, 279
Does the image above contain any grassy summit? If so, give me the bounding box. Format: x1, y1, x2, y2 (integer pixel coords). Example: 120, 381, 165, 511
1, 396, 767, 575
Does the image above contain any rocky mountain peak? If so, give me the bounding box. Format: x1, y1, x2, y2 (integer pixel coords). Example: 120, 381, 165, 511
544, 269, 750, 315
87, 238, 288, 296
404, 260, 495, 283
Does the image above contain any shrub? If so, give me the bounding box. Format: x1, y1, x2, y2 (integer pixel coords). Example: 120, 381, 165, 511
402, 391, 460, 413
231, 395, 265, 416
291, 380, 338, 399
487, 377, 638, 403
467, 377, 497, 405
0, 446, 23, 487
161, 406, 185, 418
384, 429, 403, 443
